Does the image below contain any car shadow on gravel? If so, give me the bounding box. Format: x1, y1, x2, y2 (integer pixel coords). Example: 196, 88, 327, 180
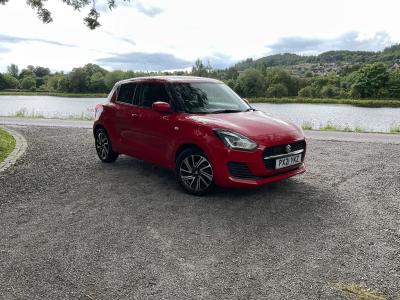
105, 155, 335, 218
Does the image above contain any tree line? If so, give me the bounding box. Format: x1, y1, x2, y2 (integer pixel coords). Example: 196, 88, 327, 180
1, 59, 400, 99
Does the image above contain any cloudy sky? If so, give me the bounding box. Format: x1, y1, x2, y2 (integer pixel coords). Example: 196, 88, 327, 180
0, 0, 399, 72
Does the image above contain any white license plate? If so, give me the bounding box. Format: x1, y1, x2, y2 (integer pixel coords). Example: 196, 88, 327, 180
275, 154, 302, 169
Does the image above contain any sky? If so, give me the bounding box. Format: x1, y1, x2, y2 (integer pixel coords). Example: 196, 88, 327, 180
0, 0, 399, 72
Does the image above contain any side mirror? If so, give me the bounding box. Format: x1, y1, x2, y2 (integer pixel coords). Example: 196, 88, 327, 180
152, 101, 172, 113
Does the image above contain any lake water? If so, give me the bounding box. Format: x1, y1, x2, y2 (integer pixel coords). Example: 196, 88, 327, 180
0, 95, 399, 132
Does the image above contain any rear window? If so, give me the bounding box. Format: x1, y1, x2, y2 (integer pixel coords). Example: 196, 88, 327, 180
117, 83, 137, 104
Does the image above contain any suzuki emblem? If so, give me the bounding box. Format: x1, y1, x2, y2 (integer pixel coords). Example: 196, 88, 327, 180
285, 144, 291, 153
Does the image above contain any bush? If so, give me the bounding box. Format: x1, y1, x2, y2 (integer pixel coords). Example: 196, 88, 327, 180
236, 68, 266, 97
320, 84, 340, 98
266, 83, 288, 98
0, 73, 19, 89
298, 86, 313, 97
20, 76, 36, 91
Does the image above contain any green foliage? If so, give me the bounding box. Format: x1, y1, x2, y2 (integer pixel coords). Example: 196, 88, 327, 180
388, 70, 400, 98
19, 68, 34, 79
20, 76, 36, 90
0, 128, 16, 163
90, 72, 106, 92
266, 83, 288, 98
320, 84, 340, 98
0, 0, 129, 29
7, 64, 19, 78
236, 68, 266, 97
68, 68, 89, 93
104, 70, 127, 90
191, 59, 211, 77
33, 66, 50, 77
298, 86, 313, 97
350, 63, 389, 98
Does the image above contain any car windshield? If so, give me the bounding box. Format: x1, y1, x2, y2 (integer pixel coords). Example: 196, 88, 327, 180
172, 82, 251, 113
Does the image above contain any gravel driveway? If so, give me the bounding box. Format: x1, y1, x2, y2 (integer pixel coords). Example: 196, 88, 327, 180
0, 126, 399, 299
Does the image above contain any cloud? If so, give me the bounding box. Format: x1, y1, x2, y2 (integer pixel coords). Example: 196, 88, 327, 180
97, 52, 192, 71
134, 2, 164, 17
201, 53, 237, 69
266, 31, 393, 54
0, 45, 9, 53
0, 34, 76, 47
96, 0, 164, 17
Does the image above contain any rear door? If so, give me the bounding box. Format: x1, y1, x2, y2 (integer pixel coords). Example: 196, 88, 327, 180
114, 82, 142, 156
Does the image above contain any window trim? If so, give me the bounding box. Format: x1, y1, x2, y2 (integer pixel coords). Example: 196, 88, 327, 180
137, 82, 171, 109
115, 82, 138, 106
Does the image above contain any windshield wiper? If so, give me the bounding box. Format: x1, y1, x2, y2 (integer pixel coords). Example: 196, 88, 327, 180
211, 109, 243, 114
245, 108, 256, 111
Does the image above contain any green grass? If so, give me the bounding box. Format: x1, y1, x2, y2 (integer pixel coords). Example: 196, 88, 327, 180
301, 121, 369, 133
319, 121, 341, 131
249, 97, 400, 108
0, 128, 16, 163
390, 124, 400, 133
0, 91, 107, 98
337, 283, 387, 300
8, 108, 94, 121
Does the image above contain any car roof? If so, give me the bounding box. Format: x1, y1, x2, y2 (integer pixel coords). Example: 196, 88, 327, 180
116, 75, 222, 86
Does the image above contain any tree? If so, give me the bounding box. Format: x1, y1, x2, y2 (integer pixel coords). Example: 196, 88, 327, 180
320, 84, 339, 98
83, 64, 107, 77
7, 64, 19, 78
191, 59, 210, 77
266, 83, 288, 98
236, 68, 265, 97
19, 68, 34, 79
33, 66, 51, 77
0, 73, 19, 89
68, 68, 89, 92
350, 63, 389, 98
21, 76, 37, 91
0, 0, 130, 29
57, 76, 70, 92
265, 69, 299, 96
90, 72, 106, 92
388, 70, 400, 98
104, 70, 127, 90
298, 86, 313, 98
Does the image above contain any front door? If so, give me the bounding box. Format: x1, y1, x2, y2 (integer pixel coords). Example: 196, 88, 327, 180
133, 82, 177, 166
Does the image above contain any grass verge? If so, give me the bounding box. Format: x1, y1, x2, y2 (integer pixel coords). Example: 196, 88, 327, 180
0, 128, 16, 163
302, 122, 368, 133
337, 283, 387, 300
8, 108, 94, 121
0, 91, 107, 98
390, 125, 400, 133
249, 97, 400, 108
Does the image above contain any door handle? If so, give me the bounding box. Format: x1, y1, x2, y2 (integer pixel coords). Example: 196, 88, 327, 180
131, 113, 140, 117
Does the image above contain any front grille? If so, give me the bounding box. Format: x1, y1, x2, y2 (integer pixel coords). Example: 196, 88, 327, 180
263, 140, 306, 170
227, 162, 262, 180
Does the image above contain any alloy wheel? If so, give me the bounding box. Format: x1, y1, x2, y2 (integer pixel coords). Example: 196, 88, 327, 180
95, 130, 110, 160
179, 154, 213, 192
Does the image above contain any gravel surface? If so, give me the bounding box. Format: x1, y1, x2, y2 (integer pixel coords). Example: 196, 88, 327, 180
0, 126, 399, 299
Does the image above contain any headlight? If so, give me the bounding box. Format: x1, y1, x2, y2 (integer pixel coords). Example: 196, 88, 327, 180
213, 129, 258, 151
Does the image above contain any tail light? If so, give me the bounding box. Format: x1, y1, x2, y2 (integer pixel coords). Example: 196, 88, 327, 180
95, 104, 104, 120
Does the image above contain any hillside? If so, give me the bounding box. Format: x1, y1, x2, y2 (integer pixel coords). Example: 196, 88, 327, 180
233, 44, 400, 73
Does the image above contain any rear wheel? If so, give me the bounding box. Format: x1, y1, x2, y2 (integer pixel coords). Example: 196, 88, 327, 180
176, 148, 214, 195
95, 128, 119, 163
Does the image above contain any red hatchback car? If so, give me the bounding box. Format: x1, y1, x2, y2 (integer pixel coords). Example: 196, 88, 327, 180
93, 76, 306, 195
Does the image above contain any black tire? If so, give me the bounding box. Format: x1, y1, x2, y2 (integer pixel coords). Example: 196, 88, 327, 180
176, 147, 214, 196
94, 128, 119, 163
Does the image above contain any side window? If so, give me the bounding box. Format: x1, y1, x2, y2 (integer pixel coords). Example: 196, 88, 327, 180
140, 83, 170, 108
117, 83, 137, 104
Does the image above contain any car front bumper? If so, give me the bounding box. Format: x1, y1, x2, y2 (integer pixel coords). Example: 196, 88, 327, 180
208, 139, 306, 188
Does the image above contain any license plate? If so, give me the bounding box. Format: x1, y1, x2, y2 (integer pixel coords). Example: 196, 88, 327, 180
275, 154, 302, 169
